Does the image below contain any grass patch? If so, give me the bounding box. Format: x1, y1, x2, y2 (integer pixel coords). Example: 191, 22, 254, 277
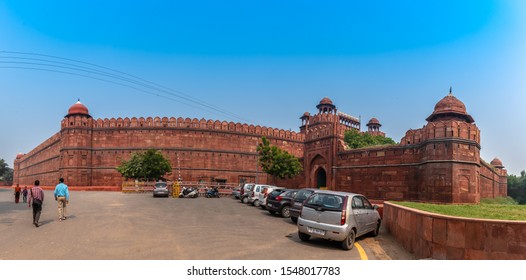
393, 198, 526, 221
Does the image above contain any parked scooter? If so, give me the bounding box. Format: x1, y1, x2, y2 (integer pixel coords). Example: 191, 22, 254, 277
205, 187, 220, 198
179, 186, 199, 198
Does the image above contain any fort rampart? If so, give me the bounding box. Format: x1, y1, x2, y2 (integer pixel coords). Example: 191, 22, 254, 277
14, 94, 507, 205
15, 115, 305, 187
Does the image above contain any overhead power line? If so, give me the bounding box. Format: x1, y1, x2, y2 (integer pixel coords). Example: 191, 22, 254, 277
0, 51, 252, 123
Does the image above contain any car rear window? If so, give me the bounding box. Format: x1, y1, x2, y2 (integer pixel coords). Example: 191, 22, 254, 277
304, 193, 344, 211
294, 190, 314, 201
284, 191, 297, 197
155, 183, 167, 188
270, 189, 286, 196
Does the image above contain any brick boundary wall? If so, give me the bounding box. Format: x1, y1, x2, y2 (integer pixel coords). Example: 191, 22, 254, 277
383, 202, 526, 260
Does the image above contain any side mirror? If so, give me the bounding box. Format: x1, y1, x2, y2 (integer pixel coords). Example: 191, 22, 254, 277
373, 205, 379, 210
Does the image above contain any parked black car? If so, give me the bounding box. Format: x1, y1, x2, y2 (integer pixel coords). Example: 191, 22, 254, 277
289, 188, 319, 223
266, 189, 298, 218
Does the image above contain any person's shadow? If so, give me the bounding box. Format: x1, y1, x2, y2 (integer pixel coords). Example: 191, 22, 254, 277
38, 215, 76, 226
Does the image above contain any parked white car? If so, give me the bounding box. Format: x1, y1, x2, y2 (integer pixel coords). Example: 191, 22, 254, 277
258, 186, 284, 209
247, 184, 275, 207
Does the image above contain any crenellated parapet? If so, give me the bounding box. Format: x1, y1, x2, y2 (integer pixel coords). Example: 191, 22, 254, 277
400, 120, 480, 146
89, 116, 305, 142
61, 115, 94, 129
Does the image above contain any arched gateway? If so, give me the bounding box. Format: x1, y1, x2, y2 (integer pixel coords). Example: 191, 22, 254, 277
315, 167, 327, 189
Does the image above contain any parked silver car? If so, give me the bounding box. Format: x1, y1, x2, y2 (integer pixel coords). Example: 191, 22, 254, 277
297, 190, 381, 250
153, 182, 170, 197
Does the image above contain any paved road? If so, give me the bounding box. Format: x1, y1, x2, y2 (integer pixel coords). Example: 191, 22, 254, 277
0, 188, 413, 260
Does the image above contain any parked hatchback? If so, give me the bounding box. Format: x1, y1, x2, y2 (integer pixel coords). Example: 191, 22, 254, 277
258, 186, 284, 209
297, 190, 381, 250
247, 184, 274, 207
289, 188, 319, 223
266, 189, 298, 218
240, 183, 254, 204
231, 187, 241, 199
153, 182, 169, 197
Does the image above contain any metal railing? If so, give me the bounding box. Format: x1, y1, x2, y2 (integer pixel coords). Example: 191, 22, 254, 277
122, 181, 239, 197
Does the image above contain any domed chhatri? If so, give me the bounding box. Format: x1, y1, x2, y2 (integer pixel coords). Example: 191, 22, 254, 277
367, 118, 381, 126
491, 158, 505, 169
66, 99, 90, 117
426, 90, 474, 123
319, 97, 333, 106
316, 96, 336, 112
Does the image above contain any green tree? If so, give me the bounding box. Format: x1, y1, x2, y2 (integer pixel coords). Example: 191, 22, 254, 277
344, 129, 396, 149
257, 136, 303, 180
0, 158, 13, 184
508, 170, 526, 204
116, 149, 172, 181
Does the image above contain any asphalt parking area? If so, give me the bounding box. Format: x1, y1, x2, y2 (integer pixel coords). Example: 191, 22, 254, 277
0, 188, 413, 260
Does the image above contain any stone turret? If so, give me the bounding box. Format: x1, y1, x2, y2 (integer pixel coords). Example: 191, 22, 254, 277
60, 100, 94, 186
366, 117, 385, 137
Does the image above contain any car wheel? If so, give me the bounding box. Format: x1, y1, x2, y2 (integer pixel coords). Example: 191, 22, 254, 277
253, 200, 261, 207
371, 221, 381, 237
281, 206, 290, 218
242, 197, 248, 204
298, 231, 310, 242
291, 216, 298, 223
342, 229, 356, 250
268, 210, 276, 215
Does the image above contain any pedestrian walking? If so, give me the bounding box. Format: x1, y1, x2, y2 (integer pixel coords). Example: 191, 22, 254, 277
28, 180, 44, 227
14, 184, 21, 203
22, 186, 28, 203
54, 178, 70, 222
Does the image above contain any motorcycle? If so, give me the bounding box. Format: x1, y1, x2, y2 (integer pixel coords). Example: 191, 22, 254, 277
205, 187, 220, 198
179, 186, 199, 198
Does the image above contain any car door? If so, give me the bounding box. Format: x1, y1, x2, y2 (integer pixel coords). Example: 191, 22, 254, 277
359, 196, 378, 233
351, 196, 367, 236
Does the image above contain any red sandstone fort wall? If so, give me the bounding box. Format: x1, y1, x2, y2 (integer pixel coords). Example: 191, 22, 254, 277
14, 96, 508, 205
14, 133, 61, 186
479, 161, 508, 199
50, 116, 305, 187
333, 145, 421, 201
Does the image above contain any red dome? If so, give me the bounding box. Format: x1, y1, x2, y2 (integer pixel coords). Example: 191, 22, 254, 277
426, 92, 474, 123
316, 97, 336, 110
490, 158, 504, 169
16, 153, 25, 159
319, 97, 333, 105
67, 100, 90, 116
367, 118, 381, 126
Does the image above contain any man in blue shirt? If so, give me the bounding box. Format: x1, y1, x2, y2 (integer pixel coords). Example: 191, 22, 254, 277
54, 178, 70, 222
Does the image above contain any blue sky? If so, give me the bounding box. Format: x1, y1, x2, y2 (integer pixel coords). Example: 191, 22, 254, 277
0, 0, 525, 175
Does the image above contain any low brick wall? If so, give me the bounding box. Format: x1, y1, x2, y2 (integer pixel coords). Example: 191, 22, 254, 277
384, 202, 526, 260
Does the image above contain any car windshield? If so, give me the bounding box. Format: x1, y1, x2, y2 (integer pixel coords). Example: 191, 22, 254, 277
305, 194, 344, 211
